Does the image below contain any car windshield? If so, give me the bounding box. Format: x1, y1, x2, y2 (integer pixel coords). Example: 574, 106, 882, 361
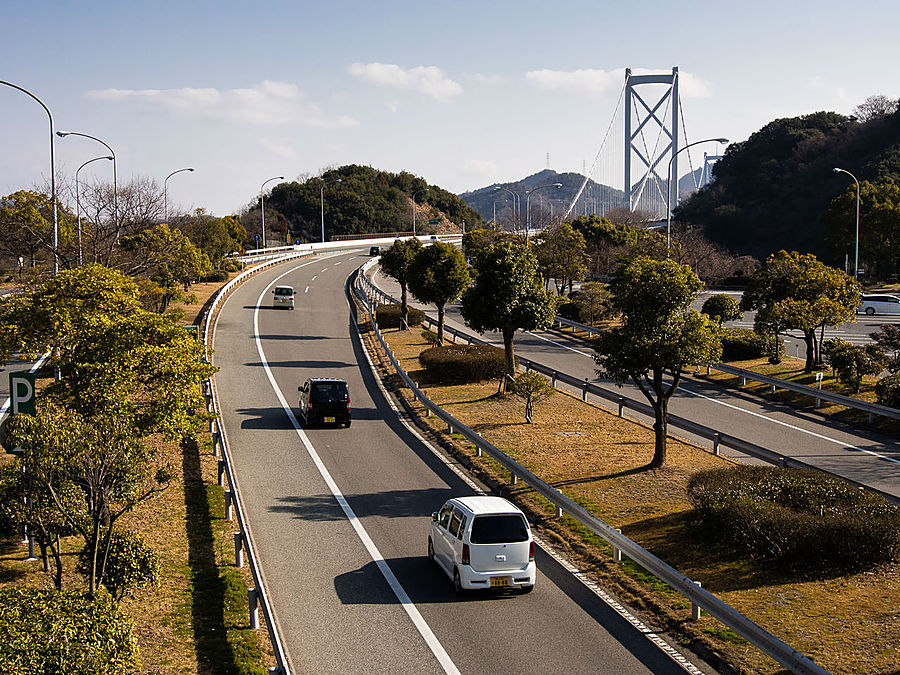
310, 382, 348, 401
470, 514, 528, 544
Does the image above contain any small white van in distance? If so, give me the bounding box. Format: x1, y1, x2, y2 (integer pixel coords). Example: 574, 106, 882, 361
858, 294, 900, 316
428, 496, 536, 594
272, 285, 295, 310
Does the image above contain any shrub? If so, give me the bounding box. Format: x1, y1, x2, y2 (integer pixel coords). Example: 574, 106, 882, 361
375, 303, 425, 328
701, 294, 742, 325
78, 527, 160, 601
419, 344, 510, 383
876, 373, 900, 408
511, 371, 555, 423
822, 338, 886, 393
688, 465, 900, 574
0, 587, 139, 673
555, 300, 581, 321
720, 328, 781, 361
201, 268, 230, 283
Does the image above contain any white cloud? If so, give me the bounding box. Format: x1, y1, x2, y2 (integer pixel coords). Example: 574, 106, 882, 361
459, 159, 497, 178
386, 99, 400, 113
348, 62, 462, 102
258, 136, 298, 160
525, 67, 711, 98
86, 80, 358, 128
471, 73, 506, 85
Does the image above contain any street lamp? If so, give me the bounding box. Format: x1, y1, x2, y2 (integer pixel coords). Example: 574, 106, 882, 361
666, 137, 728, 254
164, 167, 195, 225
1, 80, 58, 273
75, 155, 114, 266
320, 178, 342, 243
56, 130, 118, 243
412, 189, 427, 235
833, 167, 861, 280
259, 176, 284, 249
525, 183, 562, 245
493, 186, 521, 234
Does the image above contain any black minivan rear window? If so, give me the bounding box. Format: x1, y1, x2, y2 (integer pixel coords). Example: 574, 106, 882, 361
311, 382, 348, 402
470, 514, 528, 544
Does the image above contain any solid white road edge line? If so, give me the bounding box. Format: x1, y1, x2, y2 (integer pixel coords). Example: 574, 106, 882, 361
254, 261, 461, 675
354, 270, 708, 675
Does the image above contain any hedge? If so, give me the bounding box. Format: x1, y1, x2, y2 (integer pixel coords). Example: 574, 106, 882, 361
555, 301, 581, 322
0, 587, 139, 674
720, 328, 782, 361
875, 373, 900, 409
375, 303, 425, 329
419, 344, 510, 383
688, 465, 900, 574
78, 527, 160, 601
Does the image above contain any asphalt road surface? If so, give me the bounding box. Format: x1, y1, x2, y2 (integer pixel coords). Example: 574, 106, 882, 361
374, 272, 900, 501
212, 250, 712, 674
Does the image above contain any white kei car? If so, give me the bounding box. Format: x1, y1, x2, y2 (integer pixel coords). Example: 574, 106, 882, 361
428, 496, 536, 594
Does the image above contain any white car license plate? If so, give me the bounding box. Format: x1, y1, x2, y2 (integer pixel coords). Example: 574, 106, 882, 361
490, 576, 510, 587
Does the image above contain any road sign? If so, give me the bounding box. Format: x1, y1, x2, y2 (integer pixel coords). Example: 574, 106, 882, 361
428, 219, 439, 225
9, 371, 36, 416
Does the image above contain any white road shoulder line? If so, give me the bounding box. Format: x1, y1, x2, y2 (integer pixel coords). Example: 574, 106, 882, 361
254, 265, 460, 675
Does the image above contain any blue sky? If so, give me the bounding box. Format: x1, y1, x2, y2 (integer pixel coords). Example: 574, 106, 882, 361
3, 0, 898, 217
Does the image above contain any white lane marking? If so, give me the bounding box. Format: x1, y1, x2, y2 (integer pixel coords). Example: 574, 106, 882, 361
354, 287, 707, 675
311, 275, 318, 282
334, 261, 342, 265
522, 329, 900, 466
305, 287, 310, 294
254, 268, 460, 675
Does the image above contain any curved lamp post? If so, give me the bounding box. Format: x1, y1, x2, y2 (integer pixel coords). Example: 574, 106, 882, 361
833, 167, 861, 280
666, 137, 728, 254
56, 130, 118, 243
75, 155, 114, 265
259, 176, 284, 249
412, 189, 427, 236
320, 178, 342, 243
1, 80, 58, 273
164, 167, 195, 225
525, 183, 562, 245
493, 186, 521, 234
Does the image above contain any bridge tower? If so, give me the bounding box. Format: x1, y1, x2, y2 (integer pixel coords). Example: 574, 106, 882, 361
623, 67, 679, 213
699, 152, 723, 188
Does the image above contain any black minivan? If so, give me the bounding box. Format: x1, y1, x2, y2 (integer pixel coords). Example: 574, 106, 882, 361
298, 378, 351, 427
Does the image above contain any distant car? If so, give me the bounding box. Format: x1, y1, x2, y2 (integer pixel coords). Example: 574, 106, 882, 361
369, 245, 381, 256
298, 378, 351, 427
272, 285, 295, 310
858, 294, 900, 315
428, 496, 535, 594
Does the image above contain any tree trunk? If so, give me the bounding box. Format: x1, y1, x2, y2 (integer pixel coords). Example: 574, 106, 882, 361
502, 328, 516, 392
436, 304, 445, 344
400, 284, 409, 330
650, 386, 668, 468
803, 329, 816, 372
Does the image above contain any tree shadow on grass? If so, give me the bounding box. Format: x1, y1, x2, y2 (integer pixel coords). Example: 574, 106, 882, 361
182, 437, 243, 674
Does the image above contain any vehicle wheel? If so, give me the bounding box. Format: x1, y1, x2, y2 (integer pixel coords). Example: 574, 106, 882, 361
344, 420, 352, 428
427, 539, 435, 564
518, 584, 535, 594
453, 568, 464, 594
865, 307, 875, 315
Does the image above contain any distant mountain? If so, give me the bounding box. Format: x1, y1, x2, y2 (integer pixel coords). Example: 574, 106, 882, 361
459, 170, 624, 226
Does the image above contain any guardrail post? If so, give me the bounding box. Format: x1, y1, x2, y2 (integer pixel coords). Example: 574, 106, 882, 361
234, 531, 244, 568
511, 471, 518, 485
551, 373, 557, 388
740, 375, 747, 386
868, 411, 875, 424
555, 504, 563, 518
691, 581, 703, 620
475, 446, 482, 457
612, 529, 622, 562
448, 423, 454, 435
582, 379, 589, 401
218, 459, 226, 487
770, 384, 776, 394
224, 490, 233, 521
706, 364, 711, 376
248, 588, 260, 629
617, 397, 625, 417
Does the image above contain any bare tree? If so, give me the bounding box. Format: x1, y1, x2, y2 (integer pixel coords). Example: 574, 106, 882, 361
853, 95, 899, 123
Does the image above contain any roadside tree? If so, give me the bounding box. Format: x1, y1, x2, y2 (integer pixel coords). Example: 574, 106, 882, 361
460, 241, 555, 386
871, 324, 900, 373
574, 282, 612, 324
379, 237, 423, 329
701, 294, 742, 325
511, 371, 555, 423
741, 250, 861, 372
823, 338, 887, 393
533, 222, 588, 294
593, 257, 721, 468
408, 241, 470, 343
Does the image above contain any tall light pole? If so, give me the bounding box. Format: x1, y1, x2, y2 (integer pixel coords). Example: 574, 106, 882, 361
1, 80, 58, 273
56, 130, 118, 243
412, 189, 427, 235
259, 176, 283, 249
164, 167, 195, 225
493, 186, 521, 234
833, 167, 861, 280
525, 183, 562, 245
75, 155, 113, 266
320, 178, 342, 243
666, 137, 728, 254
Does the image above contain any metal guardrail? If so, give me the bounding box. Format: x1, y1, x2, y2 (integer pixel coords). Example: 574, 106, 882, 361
353, 264, 829, 675
550, 316, 900, 424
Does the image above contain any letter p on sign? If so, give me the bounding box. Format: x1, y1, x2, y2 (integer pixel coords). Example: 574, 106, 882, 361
9, 372, 36, 416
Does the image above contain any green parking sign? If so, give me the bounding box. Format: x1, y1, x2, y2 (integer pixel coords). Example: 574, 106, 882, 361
9, 371, 36, 416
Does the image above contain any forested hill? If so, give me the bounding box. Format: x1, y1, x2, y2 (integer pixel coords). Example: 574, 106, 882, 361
674, 107, 900, 263
256, 165, 484, 243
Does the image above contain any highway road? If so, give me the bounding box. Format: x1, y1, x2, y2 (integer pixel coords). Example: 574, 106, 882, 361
373, 271, 900, 501
211, 250, 711, 674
